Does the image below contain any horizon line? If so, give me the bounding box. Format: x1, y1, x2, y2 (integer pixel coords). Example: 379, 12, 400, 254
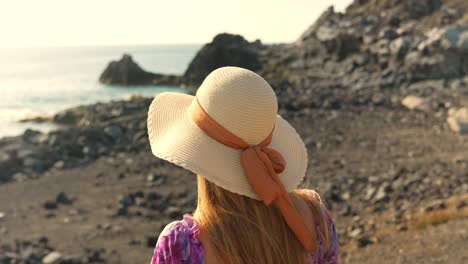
0, 40, 289, 50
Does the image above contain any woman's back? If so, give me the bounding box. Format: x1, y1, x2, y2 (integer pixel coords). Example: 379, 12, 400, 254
152, 178, 339, 264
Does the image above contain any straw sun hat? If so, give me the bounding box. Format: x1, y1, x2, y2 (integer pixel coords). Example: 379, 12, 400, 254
147, 66, 307, 200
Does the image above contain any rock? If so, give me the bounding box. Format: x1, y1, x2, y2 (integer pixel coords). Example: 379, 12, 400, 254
22, 156, 49, 173
316, 24, 362, 60
441, 24, 468, 50
379, 27, 398, 40
298, 6, 335, 42
146, 235, 158, 248
0, 211, 5, 220
104, 126, 123, 142
390, 36, 411, 59
349, 227, 363, 238
183, 33, 262, 87
19, 115, 53, 123
146, 192, 162, 201
419, 24, 468, 52
373, 183, 391, 203
100, 222, 112, 230
22, 129, 42, 142
43, 200, 58, 210
357, 236, 375, 248
424, 200, 447, 212
341, 192, 351, 201
56, 192, 73, 205
458, 31, 468, 49
146, 174, 156, 182
99, 54, 181, 86
53, 110, 81, 125
457, 200, 467, 209
115, 205, 128, 216
447, 107, 468, 134
52, 160, 65, 169
401, 95, 428, 111
396, 0, 443, 20
135, 197, 146, 207
118, 194, 134, 207
42, 251, 62, 264
407, 24, 468, 81
128, 239, 141, 246
365, 186, 377, 200
339, 205, 352, 216
12, 172, 28, 182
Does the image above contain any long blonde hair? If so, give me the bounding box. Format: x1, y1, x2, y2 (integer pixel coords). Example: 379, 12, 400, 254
193, 175, 331, 264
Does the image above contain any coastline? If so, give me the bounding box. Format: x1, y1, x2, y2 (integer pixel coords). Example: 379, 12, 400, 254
1, 1, 467, 263
0, 44, 199, 139
0, 86, 187, 139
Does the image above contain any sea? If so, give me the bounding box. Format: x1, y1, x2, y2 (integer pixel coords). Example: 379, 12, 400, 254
0, 44, 201, 138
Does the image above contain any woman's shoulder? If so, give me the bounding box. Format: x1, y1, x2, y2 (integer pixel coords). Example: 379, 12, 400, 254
298, 189, 340, 263
158, 214, 201, 239
319, 204, 339, 263
151, 214, 205, 264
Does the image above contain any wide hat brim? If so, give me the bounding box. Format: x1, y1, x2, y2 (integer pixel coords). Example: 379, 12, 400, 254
147, 92, 308, 200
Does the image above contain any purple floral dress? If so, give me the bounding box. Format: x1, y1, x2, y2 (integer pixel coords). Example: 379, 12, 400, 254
152, 207, 339, 264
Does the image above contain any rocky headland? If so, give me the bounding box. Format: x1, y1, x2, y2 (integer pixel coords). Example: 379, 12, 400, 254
99, 34, 263, 89
1, 0, 467, 263
99, 54, 182, 86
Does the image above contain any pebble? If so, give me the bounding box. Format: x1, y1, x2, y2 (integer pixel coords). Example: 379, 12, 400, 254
146, 235, 158, 248
56, 192, 73, 205
42, 251, 62, 264
52, 160, 65, 170
128, 239, 141, 246
447, 107, 468, 134
43, 200, 58, 210
373, 183, 391, 202
146, 174, 156, 182
401, 95, 427, 111
357, 236, 375, 248
349, 228, 363, 238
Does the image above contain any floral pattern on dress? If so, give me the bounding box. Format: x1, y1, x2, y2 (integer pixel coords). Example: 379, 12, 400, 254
152, 214, 205, 264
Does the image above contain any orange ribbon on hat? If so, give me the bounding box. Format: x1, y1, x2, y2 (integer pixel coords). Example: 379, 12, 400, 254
189, 98, 316, 252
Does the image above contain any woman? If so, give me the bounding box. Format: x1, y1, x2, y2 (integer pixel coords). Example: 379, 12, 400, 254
147, 67, 339, 264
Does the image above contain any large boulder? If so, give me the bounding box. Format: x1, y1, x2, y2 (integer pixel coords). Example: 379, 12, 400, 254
390, 36, 411, 59
347, 0, 442, 21
418, 24, 468, 52
298, 6, 362, 60
404, 51, 463, 81
400, 0, 442, 20
447, 107, 468, 134
315, 24, 362, 60
99, 54, 182, 86
401, 95, 428, 111
182, 33, 262, 87
404, 24, 468, 81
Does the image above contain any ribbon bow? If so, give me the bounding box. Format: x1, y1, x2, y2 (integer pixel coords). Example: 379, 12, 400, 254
189, 98, 316, 252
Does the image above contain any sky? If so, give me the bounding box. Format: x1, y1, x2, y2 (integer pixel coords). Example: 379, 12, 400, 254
0, 0, 353, 48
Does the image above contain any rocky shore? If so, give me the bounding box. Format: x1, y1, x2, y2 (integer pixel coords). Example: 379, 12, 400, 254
1, 0, 467, 263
